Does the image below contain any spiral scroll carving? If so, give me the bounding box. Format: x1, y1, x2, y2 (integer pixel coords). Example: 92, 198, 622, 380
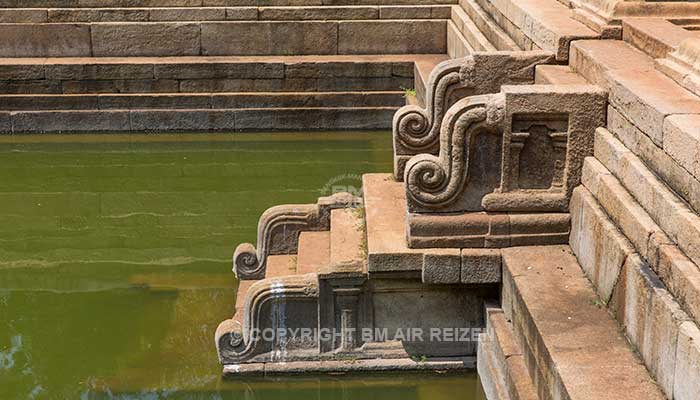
405, 94, 505, 208
233, 192, 359, 280
393, 58, 465, 152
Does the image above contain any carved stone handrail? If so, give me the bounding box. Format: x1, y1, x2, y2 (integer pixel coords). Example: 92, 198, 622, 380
392, 51, 553, 180
234, 192, 358, 280
393, 58, 464, 153
216, 273, 319, 364
404, 93, 506, 208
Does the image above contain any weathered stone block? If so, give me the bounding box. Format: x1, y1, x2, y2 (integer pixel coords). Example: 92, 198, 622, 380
673, 321, 700, 400
155, 62, 284, 79
569, 186, 634, 303
225, 7, 259, 21
284, 62, 394, 78
657, 245, 700, 326
446, 21, 471, 59
0, 23, 91, 57
0, 64, 45, 80
130, 110, 236, 131
338, 20, 446, 54
201, 22, 338, 55
91, 23, 201, 56
0, 112, 11, 133
61, 79, 180, 94
663, 114, 700, 182
610, 255, 691, 399
379, 5, 432, 19
0, 9, 47, 23
422, 252, 461, 284
235, 108, 394, 130
608, 106, 700, 216
48, 8, 149, 22
46, 64, 154, 81
12, 110, 131, 132
581, 157, 673, 263
149, 8, 226, 21
461, 249, 501, 284
261, 6, 377, 20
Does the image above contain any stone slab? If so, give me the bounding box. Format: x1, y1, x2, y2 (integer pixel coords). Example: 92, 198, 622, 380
610, 254, 691, 398
0, 23, 91, 57
607, 105, 700, 217
11, 110, 131, 132
502, 245, 666, 400
486, 0, 597, 60
569, 186, 634, 302
202, 21, 338, 56
571, 40, 700, 146
581, 157, 673, 264
594, 128, 700, 272
297, 231, 330, 275
363, 173, 460, 273
91, 22, 201, 56
337, 20, 446, 54
622, 17, 695, 59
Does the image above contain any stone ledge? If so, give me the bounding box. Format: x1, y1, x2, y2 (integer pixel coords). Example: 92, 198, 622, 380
501, 245, 666, 400
571, 39, 700, 146
222, 356, 475, 377
477, 304, 538, 400
593, 128, 700, 271
486, 0, 598, 60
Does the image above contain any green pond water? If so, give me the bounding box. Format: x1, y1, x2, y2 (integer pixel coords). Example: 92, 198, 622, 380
0, 132, 486, 399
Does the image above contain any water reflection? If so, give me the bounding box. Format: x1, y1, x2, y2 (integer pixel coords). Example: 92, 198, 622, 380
0, 132, 484, 399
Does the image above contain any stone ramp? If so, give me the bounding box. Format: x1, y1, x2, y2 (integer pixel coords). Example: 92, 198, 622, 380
500, 245, 666, 400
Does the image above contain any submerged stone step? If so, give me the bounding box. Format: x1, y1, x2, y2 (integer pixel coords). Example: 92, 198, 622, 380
0, 92, 405, 110
0, 20, 448, 57
2, 107, 398, 133
501, 245, 666, 400
0, 54, 441, 94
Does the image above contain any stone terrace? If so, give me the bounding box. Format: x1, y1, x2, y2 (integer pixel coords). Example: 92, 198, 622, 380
0, 0, 525, 132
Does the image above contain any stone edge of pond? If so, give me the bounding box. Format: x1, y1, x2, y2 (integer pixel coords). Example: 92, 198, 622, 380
222, 356, 476, 378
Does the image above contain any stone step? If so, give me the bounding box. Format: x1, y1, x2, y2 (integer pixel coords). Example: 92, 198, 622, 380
0, 54, 440, 94
533, 64, 588, 84
233, 254, 298, 325
474, 0, 598, 61
0, 0, 459, 7
0, 91, 405, 110
458, 0, 518, 51
477, 304, 538, 400
362, 173, 501, 284
321, 207, 365, 277
450, 3, 495, 52
296, 231, 330, 274
0, 19, 448, 57
501, 245, 666, 400
621, 17, 696, 60
0, 5, 454, 23
1, 107, 398, 133
568, 39, 700, 214
412, 54, 449, 106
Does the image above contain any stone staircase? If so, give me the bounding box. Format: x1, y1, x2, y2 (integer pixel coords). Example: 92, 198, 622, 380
0, 0, 520, 133
204, 0, 700, 397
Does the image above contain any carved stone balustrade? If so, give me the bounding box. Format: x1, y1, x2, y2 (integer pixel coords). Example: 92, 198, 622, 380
404, 84, 607, 248
392, 51, 554, 180
233, 192, 358, 280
